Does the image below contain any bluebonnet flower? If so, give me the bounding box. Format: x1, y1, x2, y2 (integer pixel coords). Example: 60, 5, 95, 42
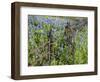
38, 25, 41, 28
37, 24, 42, 29
34, 16, 38, 20
44, 18, 52, 24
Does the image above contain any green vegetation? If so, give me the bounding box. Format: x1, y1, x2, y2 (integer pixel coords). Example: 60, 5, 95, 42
28, 15, 88, 66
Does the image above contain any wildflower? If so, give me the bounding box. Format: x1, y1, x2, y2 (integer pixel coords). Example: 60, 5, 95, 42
37, 24, 42, 29
45, 18, 52, 24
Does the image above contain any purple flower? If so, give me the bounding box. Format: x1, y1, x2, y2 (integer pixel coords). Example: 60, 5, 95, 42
37, 24, 42, 29
45, 18, 52, 24
33, 24, 42, 30
34, 16, 38, 20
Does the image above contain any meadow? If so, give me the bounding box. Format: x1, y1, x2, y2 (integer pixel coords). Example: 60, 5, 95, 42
28, 15, 88, 66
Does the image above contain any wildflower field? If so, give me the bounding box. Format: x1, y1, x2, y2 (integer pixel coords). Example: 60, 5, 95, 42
28, 15, 88, 66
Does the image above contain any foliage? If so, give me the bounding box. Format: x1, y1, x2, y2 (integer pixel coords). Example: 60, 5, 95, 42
28, 15, 88, 66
